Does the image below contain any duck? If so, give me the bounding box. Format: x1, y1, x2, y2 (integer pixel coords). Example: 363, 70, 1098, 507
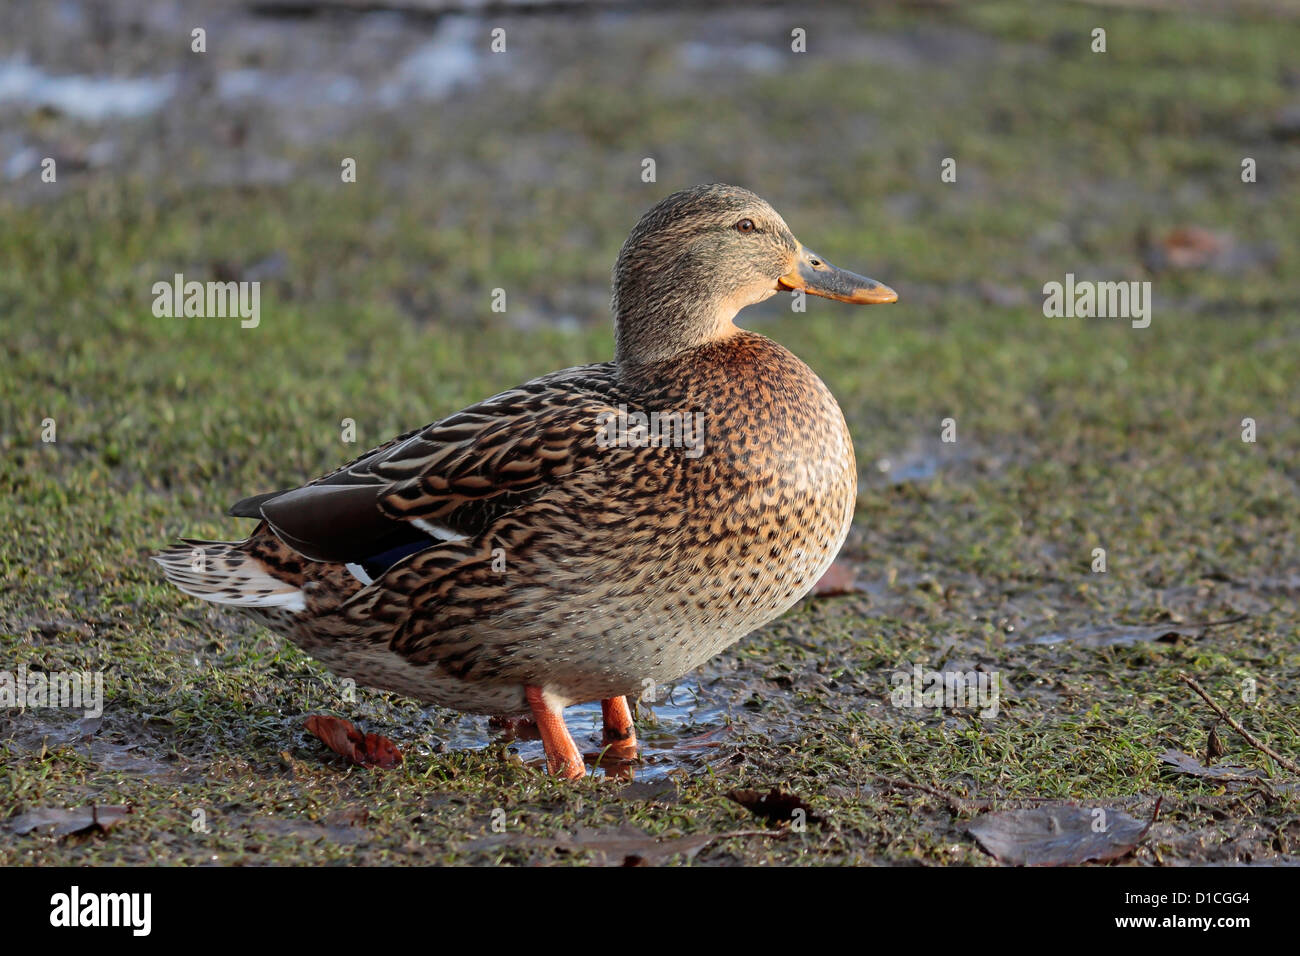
154, 183, 898, 779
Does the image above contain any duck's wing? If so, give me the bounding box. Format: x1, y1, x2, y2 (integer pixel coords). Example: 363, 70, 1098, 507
230, 364, 625, 567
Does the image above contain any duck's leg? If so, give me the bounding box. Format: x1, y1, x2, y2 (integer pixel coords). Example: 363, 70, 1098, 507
600, 696, 639, 759
524, 685, 584, 779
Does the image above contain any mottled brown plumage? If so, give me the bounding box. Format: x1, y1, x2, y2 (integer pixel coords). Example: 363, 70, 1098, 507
154, 183, 897, 777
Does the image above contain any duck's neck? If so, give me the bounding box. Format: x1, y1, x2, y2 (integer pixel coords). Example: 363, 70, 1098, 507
613, 299, 741, 366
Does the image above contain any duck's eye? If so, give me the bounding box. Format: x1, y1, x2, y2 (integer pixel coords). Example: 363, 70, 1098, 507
735, 218, 756, 234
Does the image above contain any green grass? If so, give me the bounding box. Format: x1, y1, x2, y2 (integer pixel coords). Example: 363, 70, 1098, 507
1, 2, 1298, 864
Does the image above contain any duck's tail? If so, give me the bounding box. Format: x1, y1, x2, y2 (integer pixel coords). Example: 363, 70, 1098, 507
152, 539, 306, 613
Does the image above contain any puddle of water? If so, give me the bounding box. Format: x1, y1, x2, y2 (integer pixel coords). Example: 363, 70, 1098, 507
217, 68, 363, 107
0, 13, 486, 132
871, 453, 939, 484
676, 41, 782, 74
0, 59, 175, 121
1256, 574, 1300, 593
377, 16, 483, 106
415, 680, 730, 781
0, 710, 183, 779
860, 438, 1001, 490
4, 675, 729, 783
1026, 623, 1200, 647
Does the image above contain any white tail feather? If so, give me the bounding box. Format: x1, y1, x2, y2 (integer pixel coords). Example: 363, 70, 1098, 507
152, 541, 305, 613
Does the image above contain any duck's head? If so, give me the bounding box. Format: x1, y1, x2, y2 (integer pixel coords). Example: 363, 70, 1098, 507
612, 183, 897, 364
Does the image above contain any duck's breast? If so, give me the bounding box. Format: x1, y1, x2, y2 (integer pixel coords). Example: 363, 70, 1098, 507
621, 331, 857, 661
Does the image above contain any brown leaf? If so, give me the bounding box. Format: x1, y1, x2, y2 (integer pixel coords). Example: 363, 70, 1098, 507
968, 802, 1158, 866
1160, 226, 1225, 269
359, 732, 403, 768
1205, 723, 1227, 764
304, 715, 403, 768
811, 560, 861, 597
304, 714, 362, 761
1140, 226, 1275, 274
727, 787, 822, 825
9, 805, 132, 837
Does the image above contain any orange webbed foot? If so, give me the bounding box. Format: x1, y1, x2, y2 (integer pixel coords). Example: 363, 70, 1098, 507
599, 695, 639, 762
525, 685, 585, 780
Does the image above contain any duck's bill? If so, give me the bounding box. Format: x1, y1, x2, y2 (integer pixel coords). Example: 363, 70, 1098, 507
777, 246, 897, 304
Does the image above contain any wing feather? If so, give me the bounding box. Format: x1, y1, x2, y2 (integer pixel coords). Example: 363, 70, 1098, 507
233, 363, 624, 568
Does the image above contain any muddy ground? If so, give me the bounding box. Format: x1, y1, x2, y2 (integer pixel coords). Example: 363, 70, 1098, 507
1, 0, 1298, 865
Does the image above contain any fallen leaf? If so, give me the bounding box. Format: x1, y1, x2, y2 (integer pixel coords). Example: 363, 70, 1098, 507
1159, 749, 1266, 782
1160, 226, 1225, 269
9, 805, 132, 837
359, 734, 402, 768
811, 560, 861, 597
727, 787, 822, 825
304, 715, 402, 768
967, 802, 1158, 865
1140, 226, 1276, 274
1205, 723, 1226, 764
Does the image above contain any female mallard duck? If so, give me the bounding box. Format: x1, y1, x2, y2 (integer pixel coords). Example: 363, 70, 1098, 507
155, 184, 897, 778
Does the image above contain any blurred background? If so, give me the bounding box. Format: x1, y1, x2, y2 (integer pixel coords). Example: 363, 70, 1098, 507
2, 0, 1298, 865
4, 0, 1296, 475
